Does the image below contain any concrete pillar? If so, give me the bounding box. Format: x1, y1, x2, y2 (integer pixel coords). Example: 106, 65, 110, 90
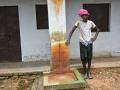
47, 0, 69, 73
47, 0, 66, 42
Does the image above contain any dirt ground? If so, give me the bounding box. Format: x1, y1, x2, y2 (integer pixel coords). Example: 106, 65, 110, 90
84, 67, 120, 90
0, 67, 119, 90
0, 73, 41, 90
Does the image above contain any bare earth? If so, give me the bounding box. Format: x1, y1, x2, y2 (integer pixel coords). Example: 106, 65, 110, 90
0, 67, 120, 90
85, 67, 120, 90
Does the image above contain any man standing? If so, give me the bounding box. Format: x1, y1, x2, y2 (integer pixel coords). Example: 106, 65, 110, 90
66, 9, 99, 79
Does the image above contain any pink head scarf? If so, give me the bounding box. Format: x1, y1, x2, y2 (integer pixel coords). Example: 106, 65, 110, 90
78, 9, 89, 16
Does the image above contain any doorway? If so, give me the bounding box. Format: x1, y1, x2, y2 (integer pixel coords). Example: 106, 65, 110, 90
0, 6, 21, 62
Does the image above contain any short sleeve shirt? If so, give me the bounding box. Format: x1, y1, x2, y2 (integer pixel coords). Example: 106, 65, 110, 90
74, 20, 96, 42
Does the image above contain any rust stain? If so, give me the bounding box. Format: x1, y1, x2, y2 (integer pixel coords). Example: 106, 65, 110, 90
52, 0, 63, 15
48, 72, 76, 83
51, 41, 70, 74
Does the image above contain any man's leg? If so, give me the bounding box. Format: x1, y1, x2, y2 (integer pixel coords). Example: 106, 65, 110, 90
81, 59, 87, 73
81, 59, 88, 79
79, 42, 88, 79
87, 58, 93, 79
87, 43, 93, 79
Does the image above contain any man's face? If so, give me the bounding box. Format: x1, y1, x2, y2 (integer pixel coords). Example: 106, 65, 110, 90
81, 14, 89, 21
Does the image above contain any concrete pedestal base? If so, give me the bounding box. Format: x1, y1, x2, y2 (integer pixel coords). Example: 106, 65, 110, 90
43, 68, 86, 90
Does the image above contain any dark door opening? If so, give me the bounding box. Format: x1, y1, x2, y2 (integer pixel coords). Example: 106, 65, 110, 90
0, 6, 21, 62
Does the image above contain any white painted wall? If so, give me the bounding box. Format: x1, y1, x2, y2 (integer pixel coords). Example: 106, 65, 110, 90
0, 0, 51, 61
1, 0, 120, 61
66, 0, 120, 59
19, 0, 51, 61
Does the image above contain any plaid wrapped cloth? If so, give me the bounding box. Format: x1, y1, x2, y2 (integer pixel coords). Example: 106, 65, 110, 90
79, 42, 93, 60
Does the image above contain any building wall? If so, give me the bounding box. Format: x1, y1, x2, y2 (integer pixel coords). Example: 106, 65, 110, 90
0, 0, 120, 62
0, 0, 51, 62
66, 0, 120, 59
18, 0, 51, 61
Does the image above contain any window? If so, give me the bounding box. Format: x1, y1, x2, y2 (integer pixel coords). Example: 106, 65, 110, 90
36, 5, 49, 29
83, 3, 110, 32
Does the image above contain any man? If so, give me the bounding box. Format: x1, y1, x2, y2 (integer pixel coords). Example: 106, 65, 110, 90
66, 9, 99, 79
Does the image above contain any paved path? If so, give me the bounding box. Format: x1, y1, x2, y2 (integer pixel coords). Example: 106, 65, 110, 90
0, 57, 120, 74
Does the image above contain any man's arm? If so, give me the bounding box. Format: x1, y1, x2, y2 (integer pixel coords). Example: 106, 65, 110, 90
91, 26, 100, 42
66, 25, 77, 45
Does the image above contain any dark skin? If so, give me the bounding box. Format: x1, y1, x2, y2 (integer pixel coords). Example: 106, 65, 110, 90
66, 14, 100, 79
66, 14, 99, 45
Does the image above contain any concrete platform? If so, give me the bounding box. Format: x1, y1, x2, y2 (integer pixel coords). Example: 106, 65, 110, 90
43, 68, 86, 90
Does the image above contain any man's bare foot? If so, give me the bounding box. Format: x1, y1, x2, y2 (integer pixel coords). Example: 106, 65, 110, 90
84, 72, 88, 79
87, 71, 93, 79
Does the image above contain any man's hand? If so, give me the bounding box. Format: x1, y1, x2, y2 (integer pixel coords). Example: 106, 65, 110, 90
91, 37, 96, 42
91, 27, 99, 43
65, 40, 70, 46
